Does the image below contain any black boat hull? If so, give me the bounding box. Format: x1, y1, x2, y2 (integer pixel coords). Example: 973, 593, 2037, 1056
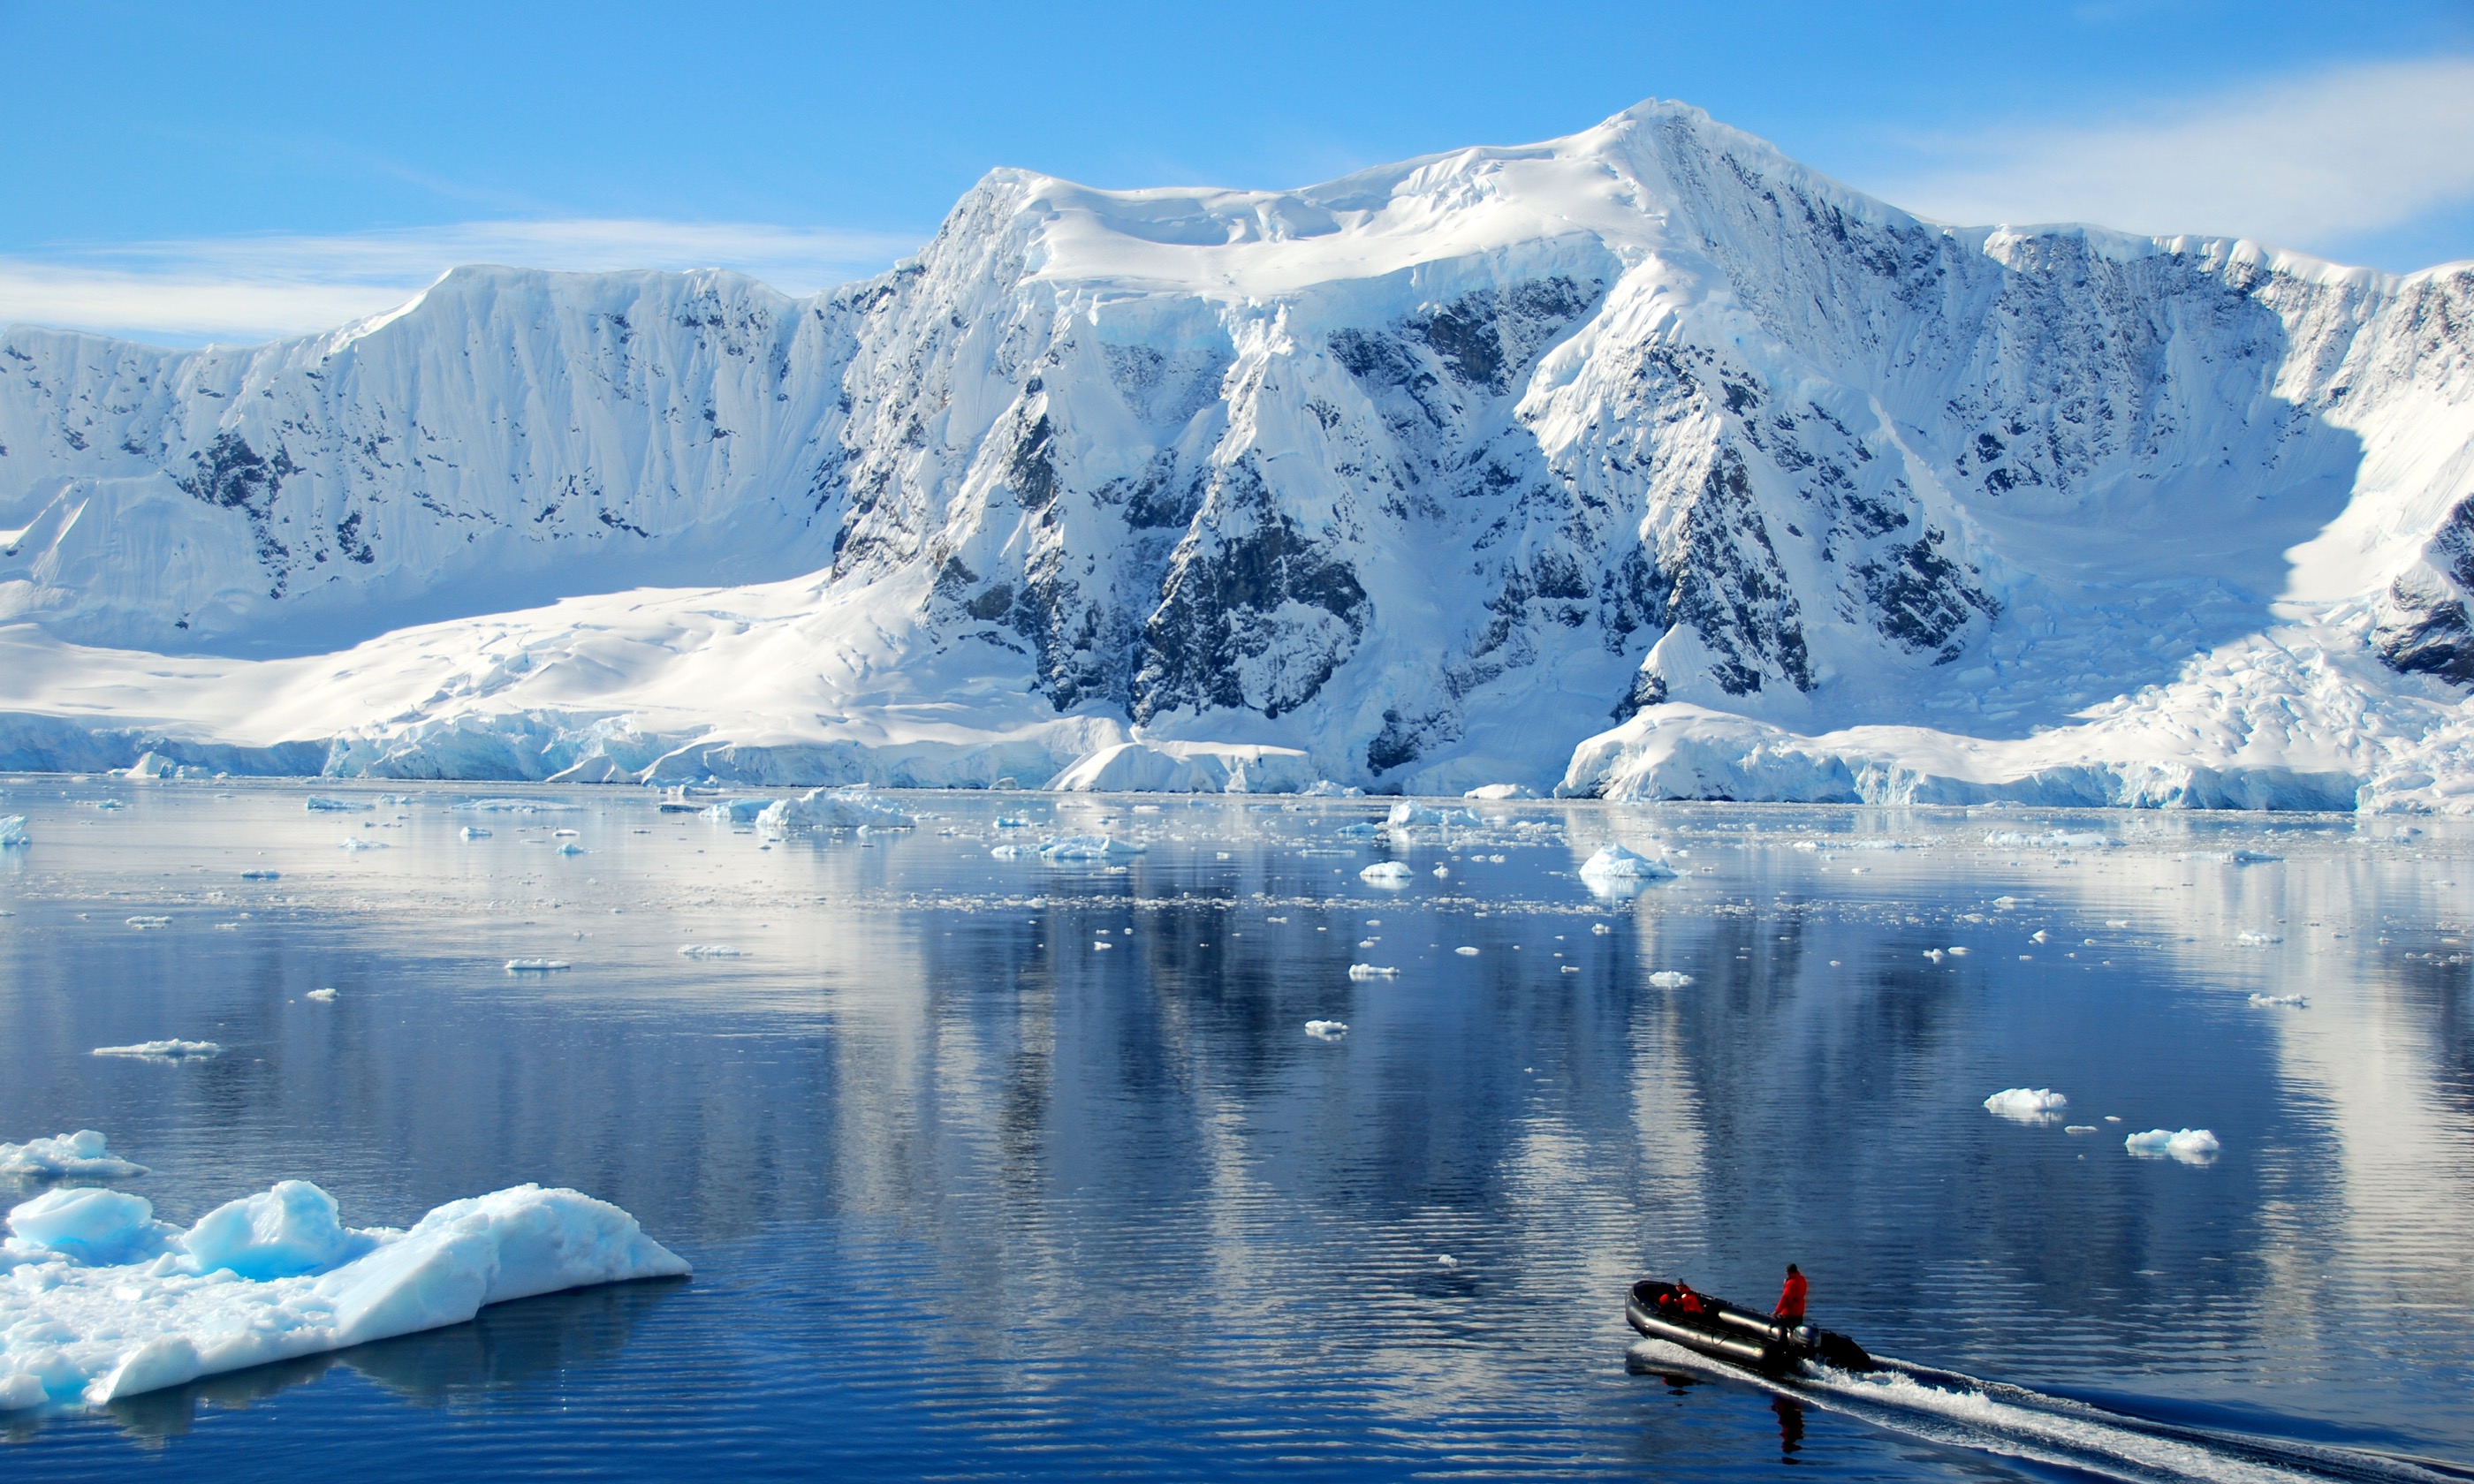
1625, 1280, 1874, 1376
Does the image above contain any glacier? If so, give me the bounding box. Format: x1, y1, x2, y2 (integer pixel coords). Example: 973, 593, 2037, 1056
4, 101, 2472, 808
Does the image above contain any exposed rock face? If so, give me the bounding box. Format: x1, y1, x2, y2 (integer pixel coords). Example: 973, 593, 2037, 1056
3, 100, 2472, 798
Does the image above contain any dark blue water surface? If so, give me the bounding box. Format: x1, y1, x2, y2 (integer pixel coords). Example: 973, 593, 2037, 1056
2, 780, 2470, 1480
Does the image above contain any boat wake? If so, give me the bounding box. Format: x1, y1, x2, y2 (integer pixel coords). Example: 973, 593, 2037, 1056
1627, 1339, 2473, 1484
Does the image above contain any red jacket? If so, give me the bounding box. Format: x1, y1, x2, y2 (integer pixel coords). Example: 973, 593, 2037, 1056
1775, 1272, 1808, 1321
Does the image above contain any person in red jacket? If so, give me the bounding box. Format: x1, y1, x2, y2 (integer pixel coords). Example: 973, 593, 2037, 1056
1773, 1264, 1809, 1329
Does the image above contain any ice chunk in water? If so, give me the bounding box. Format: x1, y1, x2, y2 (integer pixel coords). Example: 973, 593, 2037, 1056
338, 837, 388, 851
6, 1187, 175, 1264
306, 987, 338, 1002
0, 1181, 687, 1410
1984, 1088, 2069, 1124
0, 1131, 148, 1179
1463, 784, 1537, 799
1647, 971, 1694, 988
460, 825, 492, 839
304, 797, 371, 813
1578, 845, 1676, 881
2125, 1128, 2221, 1162
678, 944, 744, 958
1359, 860, 1415, 885
0, 815, 27, 849
91, 1040, 222, 1062
1040, 835, 1144, 860
180, 1181, 373, 1280
1304, 1020, 1348, 1040
556, 843, 587, 856
2248, 993, 2306, 1008
504, 959, 572, 973
760, 788, 916, 835
1347, 964, 1398, 980
702, 799, 769, 823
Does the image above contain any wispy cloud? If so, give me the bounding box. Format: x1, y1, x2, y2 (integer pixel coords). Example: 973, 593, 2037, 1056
1867, 57, 2474, 268
0, 220, 923, 345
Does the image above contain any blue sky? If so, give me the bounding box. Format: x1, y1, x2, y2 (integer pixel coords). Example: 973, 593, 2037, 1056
6, 0, 2472, 342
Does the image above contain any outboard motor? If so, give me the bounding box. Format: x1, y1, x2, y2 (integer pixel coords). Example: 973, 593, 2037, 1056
1814, 1329, 1875, 1373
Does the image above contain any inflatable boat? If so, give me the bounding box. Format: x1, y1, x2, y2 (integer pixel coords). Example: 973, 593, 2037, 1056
1625, 1279, 1875, 1374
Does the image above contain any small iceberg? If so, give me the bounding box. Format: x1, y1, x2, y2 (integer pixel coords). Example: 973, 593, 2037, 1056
239, 869, 280, 881
1039, 835, 1145, 860
91, 1041, 222, 1063
303, 798, 371, 813
1984, 1087, 2068, 1124
460, 826, 492, 839
1359, 860, 1415, 886
556, 843, 587, 856
125, 916, 171, 930
758, 788, 916, 836
1347, 964, 1398, 980
1646, 971, 1694, 988
1463, 784, 1537, 800
1335, 822, 1383, 840
338, 837, 388, 852
0, 1131, 148, 1180
1578, 844, 1677, 882
0, 1179, 687, 1410
678, 945, 744, 958
702, 799, 770, 824
2219, 849, 2282, 865
1304, 1019, 1348, 1040
503, 959, 572, 973
452, 798, 577, 814
2248, 993, 2306, 1008
305, 988, 338, 1003
2126, 1128, 2221, 1163
0, 816, 27, 849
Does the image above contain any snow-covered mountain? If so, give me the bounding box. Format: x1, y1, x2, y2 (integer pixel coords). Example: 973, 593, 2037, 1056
5, 101, 2473, 806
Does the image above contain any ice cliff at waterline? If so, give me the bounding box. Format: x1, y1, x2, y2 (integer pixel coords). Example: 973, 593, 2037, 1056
5, 101, 2473, 808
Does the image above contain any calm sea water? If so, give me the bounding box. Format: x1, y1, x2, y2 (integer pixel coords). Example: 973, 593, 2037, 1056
2, 780, 2470, 1480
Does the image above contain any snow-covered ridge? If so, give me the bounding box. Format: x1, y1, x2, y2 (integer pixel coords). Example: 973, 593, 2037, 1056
4, 100, 2472, 806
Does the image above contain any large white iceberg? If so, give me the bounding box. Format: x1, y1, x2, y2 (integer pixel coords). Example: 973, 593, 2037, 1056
1358, 860, 1415, 886
0, 1130, 149, 1179
0, 1180, 688, 1411
756, 787, 916, 835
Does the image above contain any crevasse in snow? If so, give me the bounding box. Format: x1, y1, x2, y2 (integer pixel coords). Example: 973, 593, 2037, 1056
4, 101, 2472, 807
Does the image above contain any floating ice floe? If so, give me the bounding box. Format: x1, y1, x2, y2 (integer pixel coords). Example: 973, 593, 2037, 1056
1302, 779, 1364, 798
677, 945, 744, 958
2125, 1128, 2221, 1163
239, 868, 280, 880
460, 825, 491, 839
1453, 946, 1480, 957
1347, 964, 1398, 980
125, 916, 170, 930
702, 799, 769, 824
1359, 860, 1415, 886
1385, 802, 1476, 829
0, 1131, 148, 1180
0, 1178, 687, 1411
757, 788, 916, 836
2064, 1124, 2099, 1135
2235, 931, 2283, 946
1984, 1087, 2069, 1124
0, 816, 27, 849
303, 798, 371, 813
338, 837, 388, 851
452, 798, 576, 814
1577, 844, 1677, 882
2220, 849, 2282, 865
989, 844, 1022, 859
1985, 829, 2120, 850
2248, 993, 2306, 1008
305, 988, 338, 1002
1646, 971, 1694, 988
503, 958, 572, 973
556, 842, 587, 856
91, 1041, 222, 1063
1463, 784, 1537, 800
1304, 1020, 1348, 1040
1039, 835, 1144, 860
1335, 822, 1382, 840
